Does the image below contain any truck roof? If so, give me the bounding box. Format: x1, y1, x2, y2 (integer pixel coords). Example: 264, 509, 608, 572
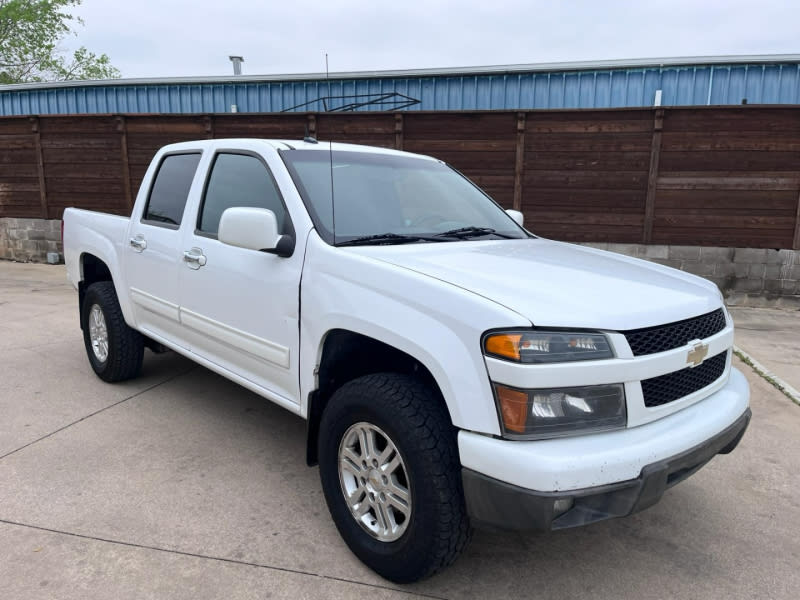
157, 138, 438, 161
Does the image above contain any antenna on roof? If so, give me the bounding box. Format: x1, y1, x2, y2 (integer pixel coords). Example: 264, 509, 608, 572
326, 53, 337, 245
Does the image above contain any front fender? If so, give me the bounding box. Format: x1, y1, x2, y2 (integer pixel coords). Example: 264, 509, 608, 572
299, 234, 530, 434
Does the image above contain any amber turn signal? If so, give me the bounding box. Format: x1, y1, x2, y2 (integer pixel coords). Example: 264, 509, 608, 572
484, 333, 522, 361
495, 384, 529, 433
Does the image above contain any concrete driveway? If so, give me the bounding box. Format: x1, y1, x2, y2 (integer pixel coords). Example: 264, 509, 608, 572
1, 262, 799, 600
730, 306, 800, 397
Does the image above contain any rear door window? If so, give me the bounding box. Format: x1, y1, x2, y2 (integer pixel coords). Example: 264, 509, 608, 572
143, 153, 202, 227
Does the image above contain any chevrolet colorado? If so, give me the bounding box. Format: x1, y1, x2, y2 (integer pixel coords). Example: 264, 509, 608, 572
63, 139, 750, 583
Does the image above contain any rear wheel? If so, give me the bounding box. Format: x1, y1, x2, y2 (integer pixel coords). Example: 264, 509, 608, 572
82, 281, 144, 382
318, 373, 472, 583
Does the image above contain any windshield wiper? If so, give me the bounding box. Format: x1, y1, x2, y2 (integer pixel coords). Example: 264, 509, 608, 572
435, 226, 515, 239
336, 233, 449, 247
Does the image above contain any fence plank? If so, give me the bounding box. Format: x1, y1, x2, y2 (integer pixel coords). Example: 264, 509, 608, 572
513, 113, 525, 211
117, 116, 133, 212
794, 190, 800, 250
30, 117, 48, 219
394, 113, 403, 150
643, 109, 664, 243
204, 115, 214, 139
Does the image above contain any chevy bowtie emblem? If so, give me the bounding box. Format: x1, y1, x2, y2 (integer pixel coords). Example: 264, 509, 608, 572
686, 340, 709, 367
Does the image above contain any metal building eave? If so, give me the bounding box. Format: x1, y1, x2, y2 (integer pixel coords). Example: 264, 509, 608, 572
2, 53, 799, 92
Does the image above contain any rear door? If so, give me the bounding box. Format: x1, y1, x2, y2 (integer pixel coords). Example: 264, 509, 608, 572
125, 151, 202, 346
177, 150, 303, 405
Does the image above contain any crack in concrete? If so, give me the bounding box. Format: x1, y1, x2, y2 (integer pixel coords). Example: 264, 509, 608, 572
0, 366, 198, 461
0, 519, 445, 599
7, 340, 77, 352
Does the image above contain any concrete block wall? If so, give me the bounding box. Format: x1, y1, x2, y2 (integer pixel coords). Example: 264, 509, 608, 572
582, 243, 800, 308
0, 218, 63, 262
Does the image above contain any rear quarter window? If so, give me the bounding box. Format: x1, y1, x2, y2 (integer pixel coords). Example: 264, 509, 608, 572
142, 153, 202, 227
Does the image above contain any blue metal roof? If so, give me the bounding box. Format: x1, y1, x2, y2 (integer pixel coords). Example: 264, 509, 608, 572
2, 55, 799, 115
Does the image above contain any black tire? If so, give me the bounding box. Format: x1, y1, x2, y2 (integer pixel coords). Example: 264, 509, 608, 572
81, 281, 144, 382
318, 373, 472, 583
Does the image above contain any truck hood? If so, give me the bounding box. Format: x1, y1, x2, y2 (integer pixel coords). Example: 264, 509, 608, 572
347, 238, 722, 330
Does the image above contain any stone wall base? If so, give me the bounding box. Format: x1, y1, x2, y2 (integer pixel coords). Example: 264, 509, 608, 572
0, 218, 63, 262
581, 243, 800, 309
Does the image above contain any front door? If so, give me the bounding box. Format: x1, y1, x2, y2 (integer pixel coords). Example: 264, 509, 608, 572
126, 152, 202, 346
177, 151, 302, 405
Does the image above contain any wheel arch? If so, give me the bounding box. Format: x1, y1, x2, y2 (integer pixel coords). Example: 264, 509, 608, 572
305, 328, 449, 467
78, 252, 115, 330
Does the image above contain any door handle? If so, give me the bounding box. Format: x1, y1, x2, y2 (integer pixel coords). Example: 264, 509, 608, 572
183, 248, 207, 269
129, 235, 147, 252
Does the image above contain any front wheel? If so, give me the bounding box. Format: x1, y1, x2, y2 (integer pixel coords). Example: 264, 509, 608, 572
318, 373, 472, 583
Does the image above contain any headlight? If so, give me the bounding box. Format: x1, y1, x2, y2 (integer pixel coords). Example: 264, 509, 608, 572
494, 383, 626, 439
484, 330, 613, 363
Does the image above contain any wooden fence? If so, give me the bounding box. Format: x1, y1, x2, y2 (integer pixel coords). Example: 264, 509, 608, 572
1, 106, 799, 249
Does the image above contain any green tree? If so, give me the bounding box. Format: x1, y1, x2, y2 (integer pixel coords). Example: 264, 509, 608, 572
0, 0, 120, 84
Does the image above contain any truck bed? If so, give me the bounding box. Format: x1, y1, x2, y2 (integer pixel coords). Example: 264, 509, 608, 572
63, 208, 130, 291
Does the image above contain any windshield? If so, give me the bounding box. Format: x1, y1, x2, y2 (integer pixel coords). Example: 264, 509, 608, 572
279, 149, 529, 245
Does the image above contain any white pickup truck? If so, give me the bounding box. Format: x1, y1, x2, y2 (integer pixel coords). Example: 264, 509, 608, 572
64, 138, 750, 583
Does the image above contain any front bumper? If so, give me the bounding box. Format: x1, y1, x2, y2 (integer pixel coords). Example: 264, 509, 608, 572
459, 366, 750, 491
463, 407, 750, 531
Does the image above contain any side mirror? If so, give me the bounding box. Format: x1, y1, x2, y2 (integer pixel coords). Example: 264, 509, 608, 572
506, 209, 524, 227
218, 207, 294, 257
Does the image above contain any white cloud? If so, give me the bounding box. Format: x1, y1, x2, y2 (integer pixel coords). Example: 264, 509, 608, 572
68, 0, 800, 78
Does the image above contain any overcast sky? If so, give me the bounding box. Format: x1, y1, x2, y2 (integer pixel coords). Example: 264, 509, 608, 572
68, 0, 799, 78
